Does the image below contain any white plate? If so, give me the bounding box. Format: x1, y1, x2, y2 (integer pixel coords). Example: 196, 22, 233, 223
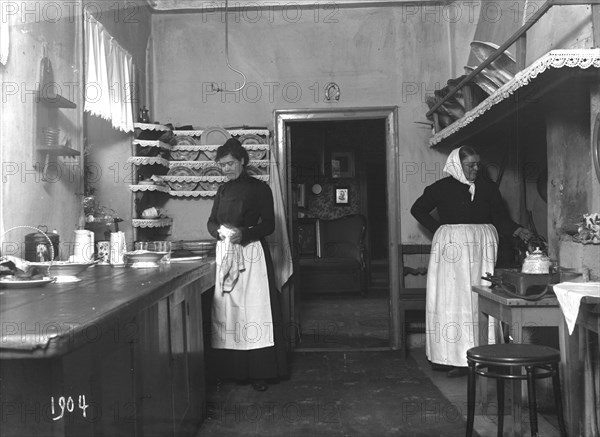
170, 256, 207, 262
54, 275, 82, 283
0, 277, 56, 288
200, 127, 231, 146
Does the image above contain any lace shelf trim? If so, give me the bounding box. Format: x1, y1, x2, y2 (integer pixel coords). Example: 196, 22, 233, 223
129, 184, 170, 193
170, 144, 269, 151
168, 159, 269, 169
134, 122, 171, 131
161, 175, 269, 183
132, 218, 172, 228
430, 49, 600, 147
173, 129, 270, 137
133, 139, 172, 150
127, 157, 170, 167
169, 190, 217, 197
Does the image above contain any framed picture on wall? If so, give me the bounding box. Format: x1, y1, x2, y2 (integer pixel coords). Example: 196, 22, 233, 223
331, 151, 355, 178
335, 187, 350, 206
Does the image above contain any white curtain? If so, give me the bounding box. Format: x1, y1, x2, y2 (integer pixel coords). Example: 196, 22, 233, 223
0, 0, 10, 66
266, 149, 293, 291
84, 12, 134, 133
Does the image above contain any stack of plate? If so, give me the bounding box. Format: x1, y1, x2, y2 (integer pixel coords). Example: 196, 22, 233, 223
171, 240, 216, 259
41, 127, 59, 147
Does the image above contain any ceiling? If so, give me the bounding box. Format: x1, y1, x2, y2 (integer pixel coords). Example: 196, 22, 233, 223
146, 0, 440, 11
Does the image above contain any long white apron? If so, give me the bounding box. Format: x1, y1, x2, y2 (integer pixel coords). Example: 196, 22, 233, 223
425, 224, 498, 367
211, 240, 274, 350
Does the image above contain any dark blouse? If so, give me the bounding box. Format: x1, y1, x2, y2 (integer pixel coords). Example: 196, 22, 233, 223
410, 176, 520, 237
207, 172, 275, 246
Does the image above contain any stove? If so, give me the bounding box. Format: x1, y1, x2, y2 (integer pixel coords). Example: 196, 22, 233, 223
495, 268, 582, 296
499, 269, 559, 296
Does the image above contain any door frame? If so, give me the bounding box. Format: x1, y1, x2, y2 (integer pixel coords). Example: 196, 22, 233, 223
273, 106, 403, 349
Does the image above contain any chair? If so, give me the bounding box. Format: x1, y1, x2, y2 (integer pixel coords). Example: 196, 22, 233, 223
398, 244, 430, 358
465, 343, 568, 437
298, 214, 367, 295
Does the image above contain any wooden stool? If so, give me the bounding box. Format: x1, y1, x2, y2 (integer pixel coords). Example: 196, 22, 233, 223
466, 344, 567, 437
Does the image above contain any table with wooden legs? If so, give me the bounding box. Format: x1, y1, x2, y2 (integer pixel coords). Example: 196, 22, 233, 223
472, 285, 570, 437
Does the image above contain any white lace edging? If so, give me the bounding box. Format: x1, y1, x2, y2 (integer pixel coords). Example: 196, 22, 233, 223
430, 49, 600, 147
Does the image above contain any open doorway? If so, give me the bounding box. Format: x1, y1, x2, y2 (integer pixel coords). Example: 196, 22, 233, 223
274, 107, 403, 350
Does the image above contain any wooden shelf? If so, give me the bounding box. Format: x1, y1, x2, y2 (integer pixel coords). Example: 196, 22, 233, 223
38, 93, 77, 109
37, 146, 80, 157
429, 52, 600, 150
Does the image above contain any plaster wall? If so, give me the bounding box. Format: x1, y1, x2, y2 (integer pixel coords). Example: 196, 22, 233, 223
151, 4, 463, 241
0, 1, 151, 256
1, 3, 83, 257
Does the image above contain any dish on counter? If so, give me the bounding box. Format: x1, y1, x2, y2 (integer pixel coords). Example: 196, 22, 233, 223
200, 127, 231, 146
180, 240, 216, 257
166, 166, 198, 191
198, 166, 224, 191
0, 276, 56, 288
170, 255, 208, 262
29, 261, 96, 277
124, 250, 168, 268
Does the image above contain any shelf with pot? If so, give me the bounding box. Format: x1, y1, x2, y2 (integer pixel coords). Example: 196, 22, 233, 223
132, 139, 172, 150
132, 217, 173, 228
134, 122, 172, 132
127, 156, 171, 167
172, 128, 270, 137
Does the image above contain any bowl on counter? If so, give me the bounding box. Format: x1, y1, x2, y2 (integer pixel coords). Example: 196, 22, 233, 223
124, 250, 168, 268
29, 261, 96, 282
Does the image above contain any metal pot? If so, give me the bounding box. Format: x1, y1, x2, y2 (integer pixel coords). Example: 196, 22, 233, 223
24, 227, 59, 262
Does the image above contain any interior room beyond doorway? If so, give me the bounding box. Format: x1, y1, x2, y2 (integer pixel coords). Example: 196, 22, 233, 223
289, 118, 391, 349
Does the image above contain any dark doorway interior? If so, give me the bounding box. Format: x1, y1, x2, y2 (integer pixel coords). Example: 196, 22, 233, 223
288, 118, 389, 348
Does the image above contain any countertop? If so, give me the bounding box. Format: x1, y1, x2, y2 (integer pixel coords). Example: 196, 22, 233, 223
0, 259, 216, 358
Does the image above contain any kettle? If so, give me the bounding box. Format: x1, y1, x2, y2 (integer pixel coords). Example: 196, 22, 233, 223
521, 247, 552, 274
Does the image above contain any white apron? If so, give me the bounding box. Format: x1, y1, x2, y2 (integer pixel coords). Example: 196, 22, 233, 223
211, 240, 274, 350
425, 224, 498, 367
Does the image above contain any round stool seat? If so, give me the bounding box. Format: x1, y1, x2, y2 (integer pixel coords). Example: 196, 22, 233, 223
467, 344, 560, 366
465, 343, 567, 437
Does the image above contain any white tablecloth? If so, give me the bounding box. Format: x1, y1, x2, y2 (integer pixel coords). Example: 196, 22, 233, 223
553, 282, 600, 335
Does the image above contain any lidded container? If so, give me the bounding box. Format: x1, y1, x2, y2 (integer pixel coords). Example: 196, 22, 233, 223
24, 226, 59, 262
521, 247, 552, 274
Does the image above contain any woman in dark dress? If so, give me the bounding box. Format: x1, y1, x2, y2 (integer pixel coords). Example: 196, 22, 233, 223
411, 146, 533, 377
207, 138, 288, 391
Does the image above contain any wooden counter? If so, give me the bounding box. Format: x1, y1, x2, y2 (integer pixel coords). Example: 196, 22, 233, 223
0, 260, 216, 437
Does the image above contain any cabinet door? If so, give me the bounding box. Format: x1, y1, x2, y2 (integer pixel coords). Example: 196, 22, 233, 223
170, 281, 206, 437
135, 299, 173, 436
169, 287, 191, 433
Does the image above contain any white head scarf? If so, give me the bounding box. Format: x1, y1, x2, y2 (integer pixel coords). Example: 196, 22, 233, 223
443, 147, 475, 201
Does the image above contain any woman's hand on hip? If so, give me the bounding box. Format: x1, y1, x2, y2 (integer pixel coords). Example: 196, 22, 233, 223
513, 227, 535, 243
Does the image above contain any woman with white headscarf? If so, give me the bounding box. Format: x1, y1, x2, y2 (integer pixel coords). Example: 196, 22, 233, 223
411, 146, 533, 377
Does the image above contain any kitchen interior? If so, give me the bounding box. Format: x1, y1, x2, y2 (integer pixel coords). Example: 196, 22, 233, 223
1, 0, 600, 436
